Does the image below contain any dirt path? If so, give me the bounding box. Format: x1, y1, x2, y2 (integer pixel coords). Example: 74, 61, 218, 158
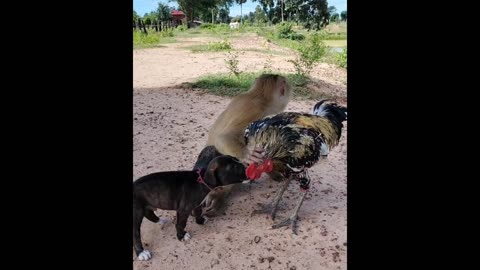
133, 33, 347, 270
133, 33, 346, 90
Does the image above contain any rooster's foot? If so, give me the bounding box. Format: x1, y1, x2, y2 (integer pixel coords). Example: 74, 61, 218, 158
271, 215, 300, 235
251, 202, 286, 220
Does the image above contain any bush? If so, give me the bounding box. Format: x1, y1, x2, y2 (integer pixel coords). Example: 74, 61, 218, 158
209, 39, 232, 51
336, 48, 347, 68
177, 25, 187, 32
224, 50, 241, 77
276, 22, 305, 40
133, 30, 161, 47
289, 33, 327, 76
160, 29, 174, 37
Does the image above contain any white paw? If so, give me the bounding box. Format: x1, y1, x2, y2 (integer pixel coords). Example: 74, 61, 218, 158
157, 217, 169, 225
182, 232, 191, 241
202, 216, 209, 224
138, 250, 151, 261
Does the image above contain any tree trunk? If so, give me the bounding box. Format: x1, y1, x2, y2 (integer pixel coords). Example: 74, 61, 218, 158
281, 0, 284, 22
240, 3, 243, 24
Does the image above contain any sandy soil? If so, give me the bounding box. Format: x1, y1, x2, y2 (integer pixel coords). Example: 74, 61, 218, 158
133, 33, 347, 270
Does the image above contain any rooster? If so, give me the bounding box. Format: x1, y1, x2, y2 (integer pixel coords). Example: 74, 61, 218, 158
244, 99, 347, 234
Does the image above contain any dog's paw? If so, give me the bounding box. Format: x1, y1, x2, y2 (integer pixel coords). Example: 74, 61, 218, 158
182, 232, 191, 241
196, 216, 208, 225
137, 250, 151, 261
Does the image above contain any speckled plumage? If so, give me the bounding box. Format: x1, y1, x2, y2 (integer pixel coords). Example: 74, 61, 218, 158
244, 100, 347, 189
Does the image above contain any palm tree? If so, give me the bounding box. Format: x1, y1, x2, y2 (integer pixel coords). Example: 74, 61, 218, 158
236, 0, 247, 24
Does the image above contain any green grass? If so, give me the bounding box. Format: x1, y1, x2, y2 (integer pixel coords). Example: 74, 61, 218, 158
184, 40, 232, 52
174, 25, 237, 39
189, 72, 328, 100
255, 23, 346, 50
323, 40, 347, 47
321, 33, 347, 40
324, 22, 347, 33
133, 31, 176, 49
240, 48, 284, 55
336, 48, 347, 68
190, 73, 257, 96
252, 25, 346, 69
184, 44, 213, 52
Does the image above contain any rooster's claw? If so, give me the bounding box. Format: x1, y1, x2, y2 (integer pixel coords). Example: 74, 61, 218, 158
271, 215, 299, 235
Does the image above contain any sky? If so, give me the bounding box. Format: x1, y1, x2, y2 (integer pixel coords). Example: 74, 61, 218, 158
133, 0, 347, 17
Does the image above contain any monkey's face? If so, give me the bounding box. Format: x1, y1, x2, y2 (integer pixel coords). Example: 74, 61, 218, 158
274, 77, 292, 108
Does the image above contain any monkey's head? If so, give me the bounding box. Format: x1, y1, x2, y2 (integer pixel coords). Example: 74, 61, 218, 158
251, 74, 292, 112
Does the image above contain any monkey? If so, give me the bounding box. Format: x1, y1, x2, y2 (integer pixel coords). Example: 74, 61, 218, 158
199, 185, 232, 216
205, 73, 292, 163
192, 74, 292, 215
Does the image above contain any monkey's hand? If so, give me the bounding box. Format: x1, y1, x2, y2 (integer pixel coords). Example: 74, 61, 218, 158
242, 145, 265, 166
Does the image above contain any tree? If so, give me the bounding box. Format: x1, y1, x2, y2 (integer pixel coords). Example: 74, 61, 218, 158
142, 11, 159, 28
144, 17, 152, 26
133, 10, 139, 21
251, 0, 296, 24
327, 6, 336, 17
157, 3, 172, 22
172, 0, 203, 23
247, 11, 255, 23
236, 0, 247, 24
280, 0, 284, 22
231, 15, 241, 22
253, 5, 267, 24
249, 0, 332, 28
172, 0, 233, 23
306, 0, 329, 30
218, 7, 231, 23
283, 0, 307, 24
340, 10, 347, 21
330, 12, 339, 22
133, 10, 140, 28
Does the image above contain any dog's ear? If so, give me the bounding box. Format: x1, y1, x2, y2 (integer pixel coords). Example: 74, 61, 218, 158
203, 161, 219, 186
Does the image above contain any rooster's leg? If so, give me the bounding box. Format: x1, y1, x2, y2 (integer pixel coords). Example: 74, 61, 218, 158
270, 176, 292, 219
271, 189, 307, 235
251, 176, 292, 220
271, 171, 310, 234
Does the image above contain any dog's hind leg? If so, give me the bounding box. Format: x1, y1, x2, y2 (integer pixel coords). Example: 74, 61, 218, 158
133, 203, 151, 261
144, 208, 160, 223
175, 210, 191, 241
145, 208, 169, 225
193, 206, 208, 225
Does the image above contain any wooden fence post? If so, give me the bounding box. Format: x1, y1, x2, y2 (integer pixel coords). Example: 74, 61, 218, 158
138, 19, 147, 34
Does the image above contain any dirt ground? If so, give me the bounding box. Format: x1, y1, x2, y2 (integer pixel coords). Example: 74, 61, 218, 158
133, 33, 347, 270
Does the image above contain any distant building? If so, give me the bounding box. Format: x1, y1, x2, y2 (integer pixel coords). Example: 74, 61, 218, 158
171, 10, 186, 27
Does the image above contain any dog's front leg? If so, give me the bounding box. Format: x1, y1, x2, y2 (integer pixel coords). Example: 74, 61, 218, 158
193, 206, 208, 225
175, 210, 191, 241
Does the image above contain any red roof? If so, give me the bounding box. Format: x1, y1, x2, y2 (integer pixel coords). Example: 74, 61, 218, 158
171, 10, 185, 16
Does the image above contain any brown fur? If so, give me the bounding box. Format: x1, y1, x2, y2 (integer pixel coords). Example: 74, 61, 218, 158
206, 74, 292, 162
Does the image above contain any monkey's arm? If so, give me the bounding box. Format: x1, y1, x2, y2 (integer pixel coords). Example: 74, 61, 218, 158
214, 133, 246, 160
